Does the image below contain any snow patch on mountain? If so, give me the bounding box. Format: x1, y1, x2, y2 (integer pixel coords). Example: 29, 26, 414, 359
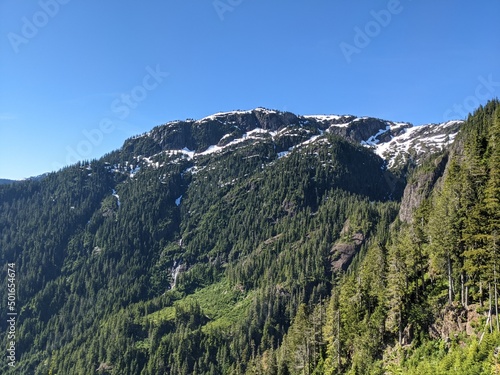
199, 107, 280, 123
277, 151, 290, 159
175, 195, 182, 206
112, 189, 121, 208
361, 126, 391, 146
123, 109, 464, 176
198, 127, 276, 156
370, 121, 462, 168
303, 114, 344, 122
182, 147, 195, 159
129, 165, 140, 178
199, 110, 253, 123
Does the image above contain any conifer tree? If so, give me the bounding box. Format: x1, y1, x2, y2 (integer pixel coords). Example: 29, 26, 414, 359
428, 160, 463, 305
386, 229, 409, 345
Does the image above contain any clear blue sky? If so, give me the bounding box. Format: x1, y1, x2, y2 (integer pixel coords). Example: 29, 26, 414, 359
1, 0, 499, 179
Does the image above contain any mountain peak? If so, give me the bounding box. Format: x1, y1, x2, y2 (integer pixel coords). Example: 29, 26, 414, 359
125, 109, 463, 174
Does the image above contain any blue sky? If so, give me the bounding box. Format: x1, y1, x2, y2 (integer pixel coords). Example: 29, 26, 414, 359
1, 0, 499, 179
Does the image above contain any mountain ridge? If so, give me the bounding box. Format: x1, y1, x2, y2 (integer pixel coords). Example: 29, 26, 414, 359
0, 178, 16, 185
124, 107, 462, 174
4, 103, 497, 375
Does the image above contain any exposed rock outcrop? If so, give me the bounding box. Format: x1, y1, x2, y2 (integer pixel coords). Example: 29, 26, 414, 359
331, 231, 365, 271
399, 153, 449, 223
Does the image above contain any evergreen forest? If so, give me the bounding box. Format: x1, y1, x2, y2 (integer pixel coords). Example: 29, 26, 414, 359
1, 101, 500, 374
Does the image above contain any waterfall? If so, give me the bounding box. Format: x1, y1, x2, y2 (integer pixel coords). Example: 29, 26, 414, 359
171, 261, 182, 289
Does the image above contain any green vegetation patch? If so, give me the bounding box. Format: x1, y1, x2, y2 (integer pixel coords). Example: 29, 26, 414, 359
144, 278, 252, 329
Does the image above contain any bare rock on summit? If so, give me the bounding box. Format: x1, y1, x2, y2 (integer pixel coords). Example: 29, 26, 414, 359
327, 117, 396, 144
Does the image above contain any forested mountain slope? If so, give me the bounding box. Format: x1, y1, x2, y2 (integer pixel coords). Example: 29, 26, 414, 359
0, 103, 498, 374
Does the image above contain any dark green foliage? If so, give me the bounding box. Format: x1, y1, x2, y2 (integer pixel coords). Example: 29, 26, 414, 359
0, 102, 499, 374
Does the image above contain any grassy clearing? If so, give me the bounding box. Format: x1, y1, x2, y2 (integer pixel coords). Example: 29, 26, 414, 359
144, 278, 253, 330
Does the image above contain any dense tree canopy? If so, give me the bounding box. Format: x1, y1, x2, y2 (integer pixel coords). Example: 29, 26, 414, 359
1, 101, 499, 374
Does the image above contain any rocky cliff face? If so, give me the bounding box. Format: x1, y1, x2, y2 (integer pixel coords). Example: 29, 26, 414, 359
399, 153, 449, 223
136, 108, 302, 152
331, 232, 365, 271
326, 117, 409, 144
122, 108, 462, 176
397, 118, 468, 223
116, 108, 465, 225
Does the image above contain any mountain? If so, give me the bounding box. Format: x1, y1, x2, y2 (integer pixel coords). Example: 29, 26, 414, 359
1, 103, 499, 375
0, 175, 47, 185
125, 107, 461, 172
